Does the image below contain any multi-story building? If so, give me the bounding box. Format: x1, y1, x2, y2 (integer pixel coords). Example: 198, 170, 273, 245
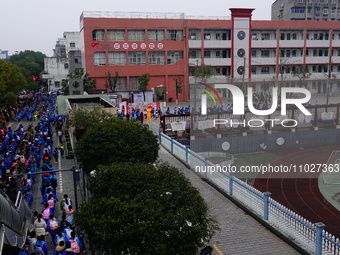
0, 50, 9, 59
43, 34, 83, 93
272, 0, 340, 21
78, 9, 340, 101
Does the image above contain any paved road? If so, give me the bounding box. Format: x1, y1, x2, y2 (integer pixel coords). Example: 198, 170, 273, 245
146, 120, 301, 255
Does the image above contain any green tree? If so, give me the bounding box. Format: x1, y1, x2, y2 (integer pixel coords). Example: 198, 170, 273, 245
75, 162, 218, 255
67, 107, 114, 130
195, 64, 216, 83
76, 117, 159, 174
8, 50, 46, 77
61, 79, 69, 95
105, 71, 119, 92
0, 59, 27, 108
138, 73, 150, 102
292, 64, 311, 88
67, 68, 97, 93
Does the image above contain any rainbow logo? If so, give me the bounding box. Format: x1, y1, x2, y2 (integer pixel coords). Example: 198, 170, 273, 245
197, 83, 223, 106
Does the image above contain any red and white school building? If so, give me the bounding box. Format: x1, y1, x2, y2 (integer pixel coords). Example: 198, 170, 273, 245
78, 8, 340, 102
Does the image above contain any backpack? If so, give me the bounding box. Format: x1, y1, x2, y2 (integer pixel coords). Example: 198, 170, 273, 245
42, 208, 50, 220
70, 238, 81, 253
63, 198, 71, 211
34, 243, 44, 254
50, 219, 59, 230
48, 198, 55, 208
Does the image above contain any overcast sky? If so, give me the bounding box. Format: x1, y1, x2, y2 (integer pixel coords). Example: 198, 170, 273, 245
1, 0, 273, 57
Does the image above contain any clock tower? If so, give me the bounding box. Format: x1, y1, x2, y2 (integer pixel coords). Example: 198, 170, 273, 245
230, 8, 254, 85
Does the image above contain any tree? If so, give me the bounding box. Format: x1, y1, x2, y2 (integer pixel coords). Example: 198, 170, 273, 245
67, 107, 114, 130
0, 59, 27, 108
67, 68, 97, 93
8, 50, 46, 77
75, 162, 219, 255
138, 73, 150, 102
61, 79, 69, 95
105, 71, 119, 92
75, 117, 159, 174
292, 64, 311, 88
195, 64, 216, 83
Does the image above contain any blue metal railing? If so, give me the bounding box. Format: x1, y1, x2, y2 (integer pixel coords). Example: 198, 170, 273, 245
159, 131, 340, 255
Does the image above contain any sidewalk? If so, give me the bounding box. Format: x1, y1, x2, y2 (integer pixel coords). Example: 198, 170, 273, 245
146, 119, 301, 255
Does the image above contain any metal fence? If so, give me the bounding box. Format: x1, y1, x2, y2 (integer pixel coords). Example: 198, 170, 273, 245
159, 131, 340, 255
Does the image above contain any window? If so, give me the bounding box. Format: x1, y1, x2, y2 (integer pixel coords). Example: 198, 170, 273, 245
116, 77, 127, 91
287, 33, 291, 40
215, 67, 228, 75
324, 8, 329, 14
189, 67, 196, 76
252, 50, 257, 57
108, 52, 126, 65
94, 52, 106, 66
281, 33, 285, 40
261, 33, 270, 40
55, 81, 60, 88
167, 30, 183, 41
130, 77, 140, 90
292, 49, 297, 56
204, 50, 211, 58
189, 29, 200, 40
324, 0, 328, 3
148, 51, 165, 65
70, 42, 75, 48
128, 51, 146, 65
261, 50, 270, 58
167, 51, 183, 64
92, 30, 104, 41
204, 33, 211, 40
189, 49, 199, 58
128, 30, 145, 41
108, 30, 125, 41
251, 67, 257, 74
148, 30, 164, 41
286, 49, 291, 57
261, 66, 270, 74
252, 33, 258, 40
74, 57, 81, 64
297, 0, 304, 3
292, 33, 297, 40
64, 63, 69, 69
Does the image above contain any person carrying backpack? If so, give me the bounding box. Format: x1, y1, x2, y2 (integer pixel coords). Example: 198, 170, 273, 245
47, 214, 60, 242
34, 235, 49, 255
61, 194, 72, 216
42, 203, 52, 222
69, 231, 82, 255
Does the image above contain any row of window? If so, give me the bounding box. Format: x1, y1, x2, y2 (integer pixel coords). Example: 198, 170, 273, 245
297, 0, 339, 4
92, 29, 183, 42
93, 51, 183, 66
292, 7, 340, 15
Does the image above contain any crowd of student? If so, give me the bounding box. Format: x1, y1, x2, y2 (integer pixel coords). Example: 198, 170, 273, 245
0, 89, 86, 255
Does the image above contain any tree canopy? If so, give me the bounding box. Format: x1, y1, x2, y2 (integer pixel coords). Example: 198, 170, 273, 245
75, 117, 159, 174
195, 64, 216, 83
8, 50, 46, 77
0, 59, 27, 108
67, 108, 114, 130
75, 162, 218, 254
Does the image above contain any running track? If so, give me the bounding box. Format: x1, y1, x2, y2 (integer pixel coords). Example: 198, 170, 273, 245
253, 145, 340, 238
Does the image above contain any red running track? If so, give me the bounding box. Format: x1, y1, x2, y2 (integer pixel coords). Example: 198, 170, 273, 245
253, 145, 340, 238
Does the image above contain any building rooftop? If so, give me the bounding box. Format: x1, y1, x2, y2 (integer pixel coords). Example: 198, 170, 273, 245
80, 11, 230, 20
